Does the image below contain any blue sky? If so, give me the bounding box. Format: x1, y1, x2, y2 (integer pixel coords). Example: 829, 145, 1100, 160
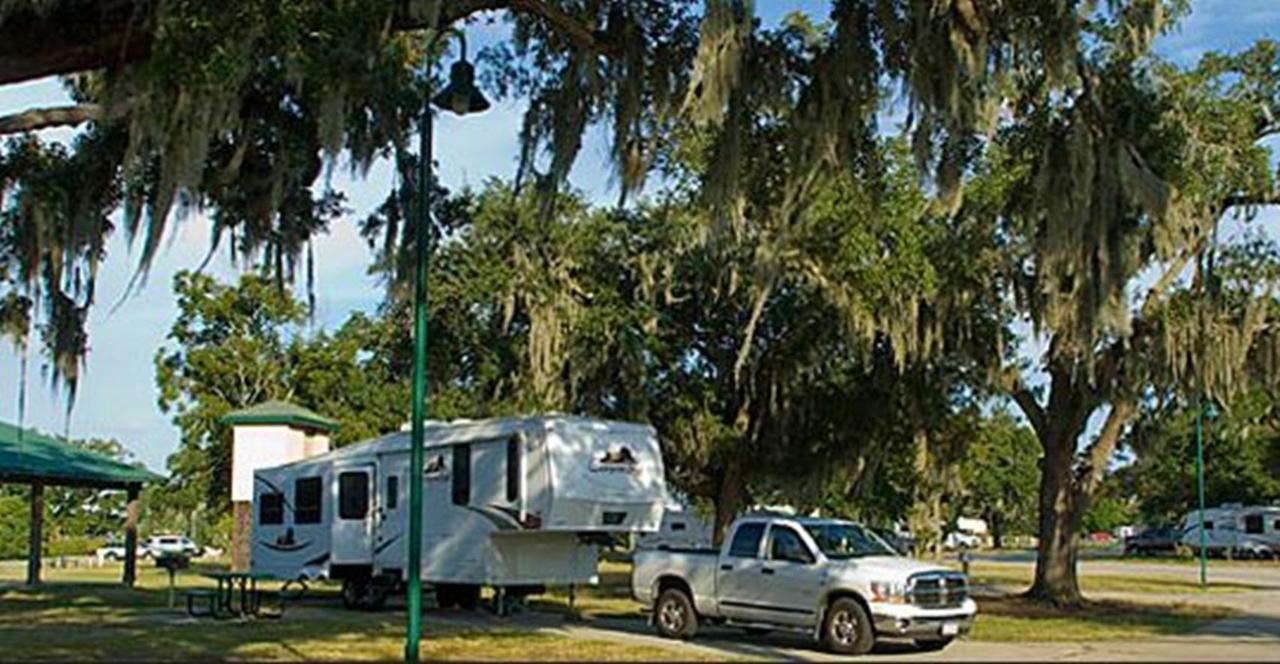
0, 1, 1277, 472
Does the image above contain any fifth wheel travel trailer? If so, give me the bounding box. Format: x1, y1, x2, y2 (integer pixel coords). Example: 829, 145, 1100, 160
251, 415, 666, 608
1179, 503, 1280, 559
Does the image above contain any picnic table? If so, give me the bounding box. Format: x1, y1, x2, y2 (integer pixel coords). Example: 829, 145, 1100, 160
190, 571, 294, 619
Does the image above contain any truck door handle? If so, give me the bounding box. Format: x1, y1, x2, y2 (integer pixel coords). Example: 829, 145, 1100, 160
762, 567, 775, 575
719, 564, 732, 571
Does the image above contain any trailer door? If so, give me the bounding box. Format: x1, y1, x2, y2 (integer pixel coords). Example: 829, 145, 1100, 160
332, 463, 376, 565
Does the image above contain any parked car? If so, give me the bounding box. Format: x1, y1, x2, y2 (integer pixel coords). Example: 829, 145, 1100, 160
1123, 526, 1182, 556
145, 534, 203, 558
632, 514, 976, 655
95, 542, 150, 563
943, 531, 981, 550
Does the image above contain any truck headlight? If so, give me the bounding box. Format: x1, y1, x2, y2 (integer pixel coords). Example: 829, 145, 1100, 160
871, 581, 908, 604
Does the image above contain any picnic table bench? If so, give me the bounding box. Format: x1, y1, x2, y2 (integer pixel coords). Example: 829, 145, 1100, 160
187, 571, 297, 619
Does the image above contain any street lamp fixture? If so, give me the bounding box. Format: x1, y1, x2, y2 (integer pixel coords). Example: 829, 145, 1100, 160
405, 29, 489, 664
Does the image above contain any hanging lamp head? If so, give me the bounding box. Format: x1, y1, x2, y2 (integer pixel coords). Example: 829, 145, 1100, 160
431, 37, 490, 116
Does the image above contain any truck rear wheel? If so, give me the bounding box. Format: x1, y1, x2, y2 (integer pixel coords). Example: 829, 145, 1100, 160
654, 588, 698, 640
822, 598, 874, 655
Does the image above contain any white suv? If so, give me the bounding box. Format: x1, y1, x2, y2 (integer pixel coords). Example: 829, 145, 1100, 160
146, 535, 203, 558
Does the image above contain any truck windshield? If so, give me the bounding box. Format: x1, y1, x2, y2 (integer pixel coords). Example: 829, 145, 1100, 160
802, 523, 897, 559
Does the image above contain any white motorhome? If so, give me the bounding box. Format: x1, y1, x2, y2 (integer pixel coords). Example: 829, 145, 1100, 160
251, 415, 666, 608
1180, 503, 1280, 559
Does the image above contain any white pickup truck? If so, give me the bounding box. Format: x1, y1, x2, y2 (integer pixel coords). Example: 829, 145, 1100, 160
632, 514, 976, 654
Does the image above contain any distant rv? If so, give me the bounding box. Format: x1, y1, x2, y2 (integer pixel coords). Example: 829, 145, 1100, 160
252, 415, 666, 608
1179, 503, 1280, 559
636, 493, 715, 551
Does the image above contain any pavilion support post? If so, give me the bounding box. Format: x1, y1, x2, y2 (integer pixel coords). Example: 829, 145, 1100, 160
123, 484, 140, 587
26, 482, 43, 586
231, 501, 251, 572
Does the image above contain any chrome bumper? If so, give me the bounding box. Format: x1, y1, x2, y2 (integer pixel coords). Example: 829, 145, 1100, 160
872, 612, 974, 639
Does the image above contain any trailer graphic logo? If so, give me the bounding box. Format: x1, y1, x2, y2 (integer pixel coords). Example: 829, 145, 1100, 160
591, 445, 639, 474
259, 527, 311, 552
423, 453, 449, 480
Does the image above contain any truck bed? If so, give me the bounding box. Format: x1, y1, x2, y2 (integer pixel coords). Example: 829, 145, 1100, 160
631, 547, 719, 613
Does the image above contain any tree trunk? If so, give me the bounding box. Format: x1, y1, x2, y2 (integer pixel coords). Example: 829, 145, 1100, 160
711, 457, 745, 546
989, 509, 1005, 549
1027, 433, 1084, 606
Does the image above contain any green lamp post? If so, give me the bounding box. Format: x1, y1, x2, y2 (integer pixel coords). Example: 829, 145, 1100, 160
406, 31, 489, 664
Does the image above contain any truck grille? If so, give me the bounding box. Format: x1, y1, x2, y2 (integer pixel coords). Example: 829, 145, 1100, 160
908, 572, 968, 609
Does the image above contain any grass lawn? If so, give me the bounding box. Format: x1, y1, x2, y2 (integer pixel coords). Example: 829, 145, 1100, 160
971, 596, 1234, 641
964, 563, 1262, 594
0, 558, 1241, 657
0, 563, 697, 661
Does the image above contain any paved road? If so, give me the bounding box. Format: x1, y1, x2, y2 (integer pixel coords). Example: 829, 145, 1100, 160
434, 559, 1280, 661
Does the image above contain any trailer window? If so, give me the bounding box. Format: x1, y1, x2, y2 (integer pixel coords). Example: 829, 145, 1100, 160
728, 523, 766, 558
506, 437, 520, 503
452, 444, 471, 506
339, 472, 370, 520
294, 477, 322, 524
386, 475, 399, 510
1245, 514, 1264, 535
259, 493, 283, 525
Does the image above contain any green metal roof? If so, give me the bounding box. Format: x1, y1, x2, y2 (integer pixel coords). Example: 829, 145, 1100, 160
220, 400, 339, 432
0, 420, 163, 488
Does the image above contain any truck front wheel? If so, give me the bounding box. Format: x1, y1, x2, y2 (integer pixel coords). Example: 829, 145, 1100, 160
822, 598, 874, 655
654, 588, 698, 640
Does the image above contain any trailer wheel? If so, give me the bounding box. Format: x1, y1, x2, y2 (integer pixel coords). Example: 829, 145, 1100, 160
654, 588, 698, 640
342, 577, 383, 610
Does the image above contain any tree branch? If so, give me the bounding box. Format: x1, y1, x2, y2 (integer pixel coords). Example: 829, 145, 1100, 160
428, 0, 616, 54
0, 104, 103, 135
0, 0, 616, 86
1220, 191, 1280, 212
1077, 399, 1136, 498
1009, 377, 1047, 439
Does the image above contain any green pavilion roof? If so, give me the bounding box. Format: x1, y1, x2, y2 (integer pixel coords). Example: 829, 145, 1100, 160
220, 400, 339, 432
0, 420, 163, 488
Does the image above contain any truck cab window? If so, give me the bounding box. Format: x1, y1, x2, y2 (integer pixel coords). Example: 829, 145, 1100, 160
294, 477, 322, 524
728, 522, 766, 558
338, 472, 370, 520
769, 526, 814, 564
386, 475, 399, 510
259, 493, 283, 525
452, 443, 472, 506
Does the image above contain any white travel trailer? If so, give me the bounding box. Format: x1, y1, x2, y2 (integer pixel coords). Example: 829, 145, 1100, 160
636, 493, 715, 551
1180, 503, 1280, 558
251, 415, 666, 608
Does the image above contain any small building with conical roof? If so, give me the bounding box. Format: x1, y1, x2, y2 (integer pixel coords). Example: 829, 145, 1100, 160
222, 400, 338, 570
